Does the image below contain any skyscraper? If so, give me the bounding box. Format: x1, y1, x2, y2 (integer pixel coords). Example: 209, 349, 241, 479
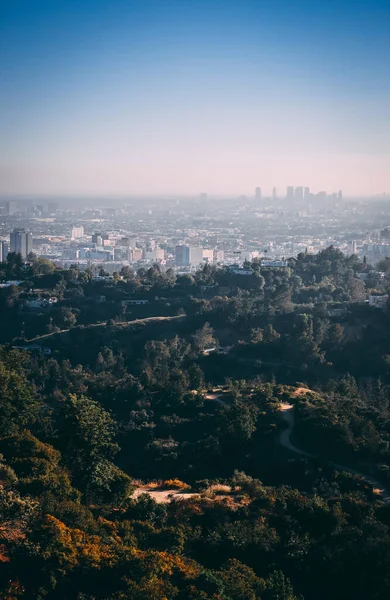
175, 245, 190, 267
338, 190, 343, 200
10, 229, 32, 258
255, 187, 262, 200
294, 186, 304, 201
286, 186, 294, 200
304, 187, 310, 200
48, 201, 58, 215
0, 241, 9, 263
5, 201, 18, 216
272, 187, 277, 200
348, 240, 357, 254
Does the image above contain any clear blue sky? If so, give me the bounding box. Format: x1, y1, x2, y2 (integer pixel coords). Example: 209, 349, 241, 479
1, 0, 389, 196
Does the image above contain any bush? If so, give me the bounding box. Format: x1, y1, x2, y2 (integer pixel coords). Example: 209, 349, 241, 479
160, 479, 191, 491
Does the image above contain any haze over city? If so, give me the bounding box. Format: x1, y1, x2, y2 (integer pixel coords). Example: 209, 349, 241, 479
1, 0, 390, 197
4, 3, 390, 598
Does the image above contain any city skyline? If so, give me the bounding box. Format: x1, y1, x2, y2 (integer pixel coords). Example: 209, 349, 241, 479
0, 182, 350, 202
1, 0, 390, 196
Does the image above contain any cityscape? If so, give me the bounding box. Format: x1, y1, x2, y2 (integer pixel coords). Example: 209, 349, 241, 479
1, 187, 390, 273
2, 0, 390, 598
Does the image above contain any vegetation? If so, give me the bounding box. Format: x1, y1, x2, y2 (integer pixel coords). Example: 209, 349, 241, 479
1, 248, 390, 598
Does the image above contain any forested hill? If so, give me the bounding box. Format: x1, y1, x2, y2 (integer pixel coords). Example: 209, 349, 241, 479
2, 248, 390, 599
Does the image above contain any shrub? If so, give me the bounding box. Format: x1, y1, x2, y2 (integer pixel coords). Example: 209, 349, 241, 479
160, 479, 190, 491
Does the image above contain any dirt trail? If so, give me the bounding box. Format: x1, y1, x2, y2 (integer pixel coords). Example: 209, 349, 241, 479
205, 391, 227, 407
27, 315, 185, 343
279, 403, 390, 503
132, 487, 199, 503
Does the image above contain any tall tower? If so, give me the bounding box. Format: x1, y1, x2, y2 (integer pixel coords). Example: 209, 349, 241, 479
295, 186, 304, 201
0, 241, 8, 263
175, 245, 190, 267
10, 229, 32, 259
255, 187, 262, 201
272, 187, 277, 200
286, 186, 294, 199
304, 187, 310, 200
5, 201, 18, 216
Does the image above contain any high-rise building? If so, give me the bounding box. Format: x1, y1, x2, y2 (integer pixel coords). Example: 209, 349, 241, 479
202, 249, 214, 262
92, 232, 108, 246
214, 250, 224, 263
5, 201, 18, 216
348, 240, 357, 255
92, 232, 103, 246
48, 202, 58, 215
71, 226, 84, 239
272, 187, 277, 200
131, 248, 143, 262
0, 241, 9, 263
143, 247, 165, 261
10, 229, 32, 258
255, 187, 262, 200
295, 186, 304, 201
286, 186, 294, 199
175, 245, 190, 267
304, 187, 310, 200
338, 190, 343, 200
189, 247, 204, 266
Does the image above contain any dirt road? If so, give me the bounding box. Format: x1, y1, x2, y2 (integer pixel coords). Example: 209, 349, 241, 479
27, 314, 185, 343
279, 403, 390, 503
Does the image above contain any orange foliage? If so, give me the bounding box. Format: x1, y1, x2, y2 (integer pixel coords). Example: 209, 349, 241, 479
161, 479, 191, 490
42, 515, 119, 571
0, 580, 25, 600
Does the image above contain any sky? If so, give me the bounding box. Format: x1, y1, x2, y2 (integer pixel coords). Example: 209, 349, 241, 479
1, 0, 389, 197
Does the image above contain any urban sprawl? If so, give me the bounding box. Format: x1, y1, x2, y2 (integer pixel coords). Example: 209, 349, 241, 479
1, 187, 390, 273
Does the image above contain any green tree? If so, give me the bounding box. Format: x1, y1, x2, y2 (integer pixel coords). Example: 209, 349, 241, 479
218, 559, 266, 600
265, 570, 302, 600
193, 322, 217, 352
57, 395, 120, 497
56, 307, 79, 329
222, 399, 259, 442
0, 350, 38, 436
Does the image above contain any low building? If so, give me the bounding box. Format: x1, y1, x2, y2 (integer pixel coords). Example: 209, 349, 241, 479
15, 344, 52, 355
24, 297, 58, 309
0, 280, 22, 288
369, 295, 388, 308
125, 299, 149, 305
229, 267, 253, 276
260, 260, 288, 268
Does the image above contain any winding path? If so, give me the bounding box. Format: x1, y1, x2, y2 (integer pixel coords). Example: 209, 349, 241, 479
279, 403, 390, 503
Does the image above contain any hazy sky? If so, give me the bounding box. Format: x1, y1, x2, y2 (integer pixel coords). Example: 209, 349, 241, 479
1, 0, 389, 197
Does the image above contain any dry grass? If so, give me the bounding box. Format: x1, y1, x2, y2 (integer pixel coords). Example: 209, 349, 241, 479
132, 488, 198, 504
208, 484, 231, 494
131, 479, 161, 489
292, 387, 313, 396
161, 479, 191, 491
